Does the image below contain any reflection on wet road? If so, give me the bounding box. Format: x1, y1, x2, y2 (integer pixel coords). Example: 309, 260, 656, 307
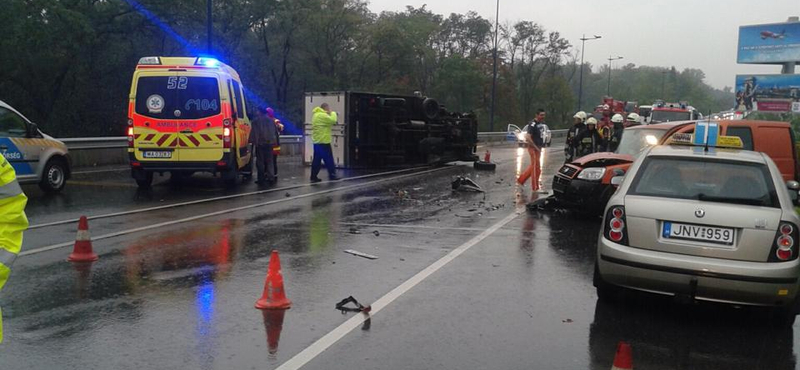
2, 146, 798, 370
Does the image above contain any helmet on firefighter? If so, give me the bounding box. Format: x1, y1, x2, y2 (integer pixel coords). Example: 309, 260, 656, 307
611, 114, 624, 123
627, 113, 640, 122
573, 111, 587, 122
586, 117, 598, 127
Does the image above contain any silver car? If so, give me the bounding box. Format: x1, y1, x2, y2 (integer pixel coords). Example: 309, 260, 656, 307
595, 144, 800, 322
0, 100, 71, 192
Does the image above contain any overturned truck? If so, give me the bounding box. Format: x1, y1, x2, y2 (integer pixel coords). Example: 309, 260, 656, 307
304, 91, 479, 168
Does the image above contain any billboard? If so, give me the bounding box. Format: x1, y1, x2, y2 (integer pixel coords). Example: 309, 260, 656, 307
734, 74, 800, 112
738, 21, 800, 64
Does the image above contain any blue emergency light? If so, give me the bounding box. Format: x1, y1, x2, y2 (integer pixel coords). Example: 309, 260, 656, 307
195, 57, 220, 67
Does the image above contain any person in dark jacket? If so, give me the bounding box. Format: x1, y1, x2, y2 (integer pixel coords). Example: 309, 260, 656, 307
574, 117, 604, 158
250, 106, 278, 185
517, 109, 547, 192
266, 108, 283, 177
565, 111, 587, 162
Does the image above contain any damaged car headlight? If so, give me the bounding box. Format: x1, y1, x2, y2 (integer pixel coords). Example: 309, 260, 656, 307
577, 168, 606, 181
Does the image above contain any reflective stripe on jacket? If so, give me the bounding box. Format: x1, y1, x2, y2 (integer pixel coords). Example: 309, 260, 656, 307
0, 155, 29, 343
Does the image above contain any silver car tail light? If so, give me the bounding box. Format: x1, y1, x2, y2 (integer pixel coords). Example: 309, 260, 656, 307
770, 222, 798, 262
604, 206, 628, 245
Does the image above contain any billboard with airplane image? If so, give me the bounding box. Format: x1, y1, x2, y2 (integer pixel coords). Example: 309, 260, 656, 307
738, 21, 800, 64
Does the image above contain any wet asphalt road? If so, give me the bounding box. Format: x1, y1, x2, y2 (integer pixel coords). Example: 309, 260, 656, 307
2, 146, 798, 369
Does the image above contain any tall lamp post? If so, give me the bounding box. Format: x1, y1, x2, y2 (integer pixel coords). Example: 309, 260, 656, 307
489, 0, 500, 132
207, 0, 213, 54
577, 34, 602, 111
606, 56, 623, 96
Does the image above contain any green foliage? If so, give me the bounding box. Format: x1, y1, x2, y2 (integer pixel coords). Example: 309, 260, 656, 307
0, 0, 733, 136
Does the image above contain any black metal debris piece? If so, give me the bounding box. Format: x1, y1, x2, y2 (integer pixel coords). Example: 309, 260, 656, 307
335, 296, 372, 314
451, 176, 483, 192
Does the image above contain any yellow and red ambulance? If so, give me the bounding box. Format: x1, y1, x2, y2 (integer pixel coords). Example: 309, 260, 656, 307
127, 56, 252, 187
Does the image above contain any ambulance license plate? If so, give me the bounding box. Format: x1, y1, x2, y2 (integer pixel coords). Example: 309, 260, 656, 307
662, 221, 734, 246
142, 151, 172, 159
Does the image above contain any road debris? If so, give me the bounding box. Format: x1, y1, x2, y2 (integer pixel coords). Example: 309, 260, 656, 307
349, 227, 361, 234
373, 230, 380, 237
344, 249, 379, 260
451, 176, 484, 192
335, 296, 372, 314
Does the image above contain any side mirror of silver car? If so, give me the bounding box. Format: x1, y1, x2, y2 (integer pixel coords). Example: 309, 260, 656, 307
611, 176, 625, 186
787, 181, 800, 205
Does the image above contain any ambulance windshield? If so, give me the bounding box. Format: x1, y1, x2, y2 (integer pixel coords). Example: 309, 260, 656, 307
135, 76, 221, 120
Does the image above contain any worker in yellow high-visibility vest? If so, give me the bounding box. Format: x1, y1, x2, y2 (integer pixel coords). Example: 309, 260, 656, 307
0, 154, 29, 343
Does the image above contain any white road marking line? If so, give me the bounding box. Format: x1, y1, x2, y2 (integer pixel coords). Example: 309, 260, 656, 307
274, 210, 521, 370
339, 222, 486, 232
28, 166, 436, 230
19, 167, 456, 257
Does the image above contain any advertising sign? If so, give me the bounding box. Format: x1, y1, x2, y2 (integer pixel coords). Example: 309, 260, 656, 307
738, 22, 800, 64
734, 74, 800, 112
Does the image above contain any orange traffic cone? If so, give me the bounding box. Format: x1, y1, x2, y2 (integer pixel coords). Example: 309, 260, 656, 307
484, 150, 491, 162
611, 341, 633, 370
255, 250, 292, 310
68, 216, 98, 262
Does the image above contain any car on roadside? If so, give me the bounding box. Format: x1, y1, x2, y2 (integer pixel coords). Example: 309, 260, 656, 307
552, 120, 799, 215
0, 100, 71, 192
595, 133, 800, 324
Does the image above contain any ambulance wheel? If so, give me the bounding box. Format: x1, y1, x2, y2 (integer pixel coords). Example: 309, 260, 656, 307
473, 161, 496, 171
39, 158, 67, 193
223, 167, 238, 187
242, 157, 253, 180
135, 171, 154, 188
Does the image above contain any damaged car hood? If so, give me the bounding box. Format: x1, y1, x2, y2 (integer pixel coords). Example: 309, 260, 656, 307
570, 152, 634, 167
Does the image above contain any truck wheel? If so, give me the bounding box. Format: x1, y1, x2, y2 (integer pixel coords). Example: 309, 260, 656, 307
135, 171, 154, 188
39, 158, 67, 193
473, 161, 496, 171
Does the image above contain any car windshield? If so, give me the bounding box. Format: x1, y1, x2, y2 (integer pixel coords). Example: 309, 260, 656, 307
615, 129, 667, 157
651, 110, 691, 123
135, 76, 221, 120
629, 156, 779, 208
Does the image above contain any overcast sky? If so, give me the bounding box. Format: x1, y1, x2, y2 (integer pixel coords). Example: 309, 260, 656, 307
367, 0, 800, 90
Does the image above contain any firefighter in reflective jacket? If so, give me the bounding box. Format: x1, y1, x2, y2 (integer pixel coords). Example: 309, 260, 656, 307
565, 111, 587, 162
573, 117, 604, 158
607, 113, 625, 152
0, 155, 28, 343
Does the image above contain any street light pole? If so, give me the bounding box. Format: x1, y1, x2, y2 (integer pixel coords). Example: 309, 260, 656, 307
207, 0, 213, 54
489, 0, 500, 132
606, 56, 623, 96
577, 34, 601, 111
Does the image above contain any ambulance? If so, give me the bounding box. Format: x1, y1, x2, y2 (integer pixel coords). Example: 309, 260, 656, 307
127, 57, 253, 187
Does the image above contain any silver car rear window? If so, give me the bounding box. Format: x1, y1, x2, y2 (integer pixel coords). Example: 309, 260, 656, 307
628, 157, 780, 208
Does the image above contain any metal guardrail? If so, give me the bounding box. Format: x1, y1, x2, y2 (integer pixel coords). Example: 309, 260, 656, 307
59, 135, 305, 150
60, 131, 567, 150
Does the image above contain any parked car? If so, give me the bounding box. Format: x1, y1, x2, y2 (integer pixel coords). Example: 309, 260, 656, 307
552, 120, 799, 214
595, 135, 800, 324
0, 100, 71, 192
507, 123, 552, 148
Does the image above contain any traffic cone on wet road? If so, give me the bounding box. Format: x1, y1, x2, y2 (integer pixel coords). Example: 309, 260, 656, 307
611, 341, 633, 370
484, 150, 491, 162
255, 250, 292, 310
68, 216, 98, 262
